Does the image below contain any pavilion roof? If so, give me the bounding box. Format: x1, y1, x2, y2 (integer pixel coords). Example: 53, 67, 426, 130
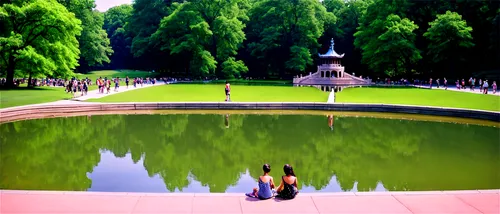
319, 38, 345, 58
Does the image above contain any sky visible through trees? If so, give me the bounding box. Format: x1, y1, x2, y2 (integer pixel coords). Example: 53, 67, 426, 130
1, 0, 499, 87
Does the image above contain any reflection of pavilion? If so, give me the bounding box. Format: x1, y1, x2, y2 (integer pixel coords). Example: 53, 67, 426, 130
293, 38, 371, 86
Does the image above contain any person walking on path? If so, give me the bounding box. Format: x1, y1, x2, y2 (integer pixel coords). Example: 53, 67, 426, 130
114, 77, 119, 92
483, 80, 489, 94
493, 81, 497, 94
125, 76, 129, 89
469, 77, 473, 91
436, 78, 440, 88
479, 79, 483, 91
429, 78, 433, 89
444, 78, 447, 90
225, 81, 231, 101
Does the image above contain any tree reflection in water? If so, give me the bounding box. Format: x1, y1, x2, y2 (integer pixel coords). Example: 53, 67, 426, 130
0, 114, 498, 192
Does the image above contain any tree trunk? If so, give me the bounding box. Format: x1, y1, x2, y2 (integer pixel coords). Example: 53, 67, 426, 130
5, 56, 15, 88
27, 73, 33, 88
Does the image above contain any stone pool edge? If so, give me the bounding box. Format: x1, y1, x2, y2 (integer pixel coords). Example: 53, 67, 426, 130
1, 189, 498, 196
3, 189, 498, 214
1, 102, 499, 123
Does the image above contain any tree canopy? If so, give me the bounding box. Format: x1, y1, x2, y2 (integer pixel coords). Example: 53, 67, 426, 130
424, 11, 474, 77
1, 0, 499, 84
56, 0, 113, 71
0, 0, 82, 87
103, 4, 133, 69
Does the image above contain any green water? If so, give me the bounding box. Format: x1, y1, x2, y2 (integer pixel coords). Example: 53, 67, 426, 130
0, 114, 498, 193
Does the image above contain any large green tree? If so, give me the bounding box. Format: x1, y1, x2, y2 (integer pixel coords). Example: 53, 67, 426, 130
246, 0, 335, 77
354, 0, 420, 77
57, 0, 113, 72
153, 0, 249, 77
355, 14, 420, 76
0, 0, 82, 87
125, 0, 181, 71
104, 4, 133, 69
423, 11, 474, 77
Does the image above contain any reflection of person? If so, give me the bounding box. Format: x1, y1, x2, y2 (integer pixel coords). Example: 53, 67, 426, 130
276, 164, 298, 200
224, 114, 229, 128
245, 164, 275, 200
328, 115, 334, 131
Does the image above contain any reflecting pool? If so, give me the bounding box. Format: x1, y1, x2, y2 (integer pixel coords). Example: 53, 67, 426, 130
0, 114, 499, 193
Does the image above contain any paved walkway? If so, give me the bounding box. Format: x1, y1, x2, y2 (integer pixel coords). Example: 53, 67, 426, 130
1, 190, 498, 213
414, 85, 500, 96
0, 83, 166, 111
73, 83, 165, 101
327, 91, 335, 103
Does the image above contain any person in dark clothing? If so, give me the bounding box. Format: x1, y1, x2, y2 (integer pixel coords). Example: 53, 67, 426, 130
276, 164, 298, 199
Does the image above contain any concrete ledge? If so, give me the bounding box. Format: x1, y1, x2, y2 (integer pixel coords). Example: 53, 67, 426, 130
1, 189, 498, 214
1, 189, 497, 196
1, 102, 499, 123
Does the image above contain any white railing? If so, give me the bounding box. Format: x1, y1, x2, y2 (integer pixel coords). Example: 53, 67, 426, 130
319, 64, 342, 69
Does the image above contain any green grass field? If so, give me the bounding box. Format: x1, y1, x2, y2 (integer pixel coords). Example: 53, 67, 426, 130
75, 70, 156, 81
91, 85, 500, 111
0, 87, 72, 108
2, 82, 499, 111
336, 87, 500, 111
89, 84, 329, 102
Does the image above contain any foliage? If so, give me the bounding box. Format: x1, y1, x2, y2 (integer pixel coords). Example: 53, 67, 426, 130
153, 0, 248, 77
57, 0, 113, 71
1, 114, 498, 192
423, 11, 474, 76
354, 0, 421, 77
321, 0, 372, 76
245, 0, 335, 77
2, 0, 499, 81
375, 14, 421, 76
104, 5, 133, 69
0, 0, 82, 87
222, 57, 248, 78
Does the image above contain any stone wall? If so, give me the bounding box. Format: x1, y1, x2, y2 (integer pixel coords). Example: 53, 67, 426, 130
1, 102, 498, 123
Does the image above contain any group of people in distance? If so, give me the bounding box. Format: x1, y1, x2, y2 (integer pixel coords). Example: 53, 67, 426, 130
65, 78, 90, 98
429, 77, 497, 94
246, 164, 298, 200
96, 77, 115, 94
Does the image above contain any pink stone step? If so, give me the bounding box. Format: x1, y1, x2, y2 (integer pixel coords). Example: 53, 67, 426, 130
1, 190, 498, 214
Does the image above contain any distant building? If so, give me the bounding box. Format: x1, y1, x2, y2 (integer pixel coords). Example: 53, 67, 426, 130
293, 38, 371, 86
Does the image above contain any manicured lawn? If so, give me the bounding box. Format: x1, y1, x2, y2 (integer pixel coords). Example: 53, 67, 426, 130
89, 84, 329, 102
0, 87, 72, 109
0, 85, 99, 109
336, 87, 500, 111
75, 70, 156, 81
